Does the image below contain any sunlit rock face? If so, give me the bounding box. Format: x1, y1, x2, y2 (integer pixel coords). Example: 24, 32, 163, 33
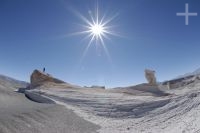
30, 69, 65, 87
145, 69, 157, 85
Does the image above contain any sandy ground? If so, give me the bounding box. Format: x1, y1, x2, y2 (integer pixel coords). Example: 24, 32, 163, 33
0, 84, 100, 133
28, 82, 200, 133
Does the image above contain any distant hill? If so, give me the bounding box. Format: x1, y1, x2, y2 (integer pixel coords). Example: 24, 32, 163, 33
162, 68, 200, 89
0, 74, 28, 90
177, 68, 200, 79
192, 68, 200, 75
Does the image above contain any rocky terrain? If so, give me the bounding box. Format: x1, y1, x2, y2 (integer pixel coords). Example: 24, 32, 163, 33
0, 72, 100, 133
1, 69, 200, 133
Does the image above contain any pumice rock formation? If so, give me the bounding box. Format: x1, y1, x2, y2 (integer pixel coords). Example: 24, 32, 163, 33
145, 69, 157, 85
30, 69, 65, 88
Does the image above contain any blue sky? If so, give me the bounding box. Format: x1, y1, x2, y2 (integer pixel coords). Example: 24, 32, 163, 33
0, 0, 200, 87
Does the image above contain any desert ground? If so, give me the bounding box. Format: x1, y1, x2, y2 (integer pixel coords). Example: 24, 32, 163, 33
1, 71, 200, 133
28, 81, 200, 133
0, 76, 100, 133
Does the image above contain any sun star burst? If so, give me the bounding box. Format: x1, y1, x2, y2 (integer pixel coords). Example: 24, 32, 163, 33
72, 2, 119, 61
90, 24, 104, 36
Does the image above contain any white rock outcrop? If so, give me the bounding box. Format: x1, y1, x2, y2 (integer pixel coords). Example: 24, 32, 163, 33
145, 69, 157, 85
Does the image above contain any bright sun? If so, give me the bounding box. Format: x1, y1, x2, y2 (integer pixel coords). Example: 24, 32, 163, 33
72, 2, 119, 44
90, 24, 104, 36
72, 2, 119, 61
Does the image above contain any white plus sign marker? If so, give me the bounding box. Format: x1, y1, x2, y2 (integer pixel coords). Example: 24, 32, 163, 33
176, 3, 198, 25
